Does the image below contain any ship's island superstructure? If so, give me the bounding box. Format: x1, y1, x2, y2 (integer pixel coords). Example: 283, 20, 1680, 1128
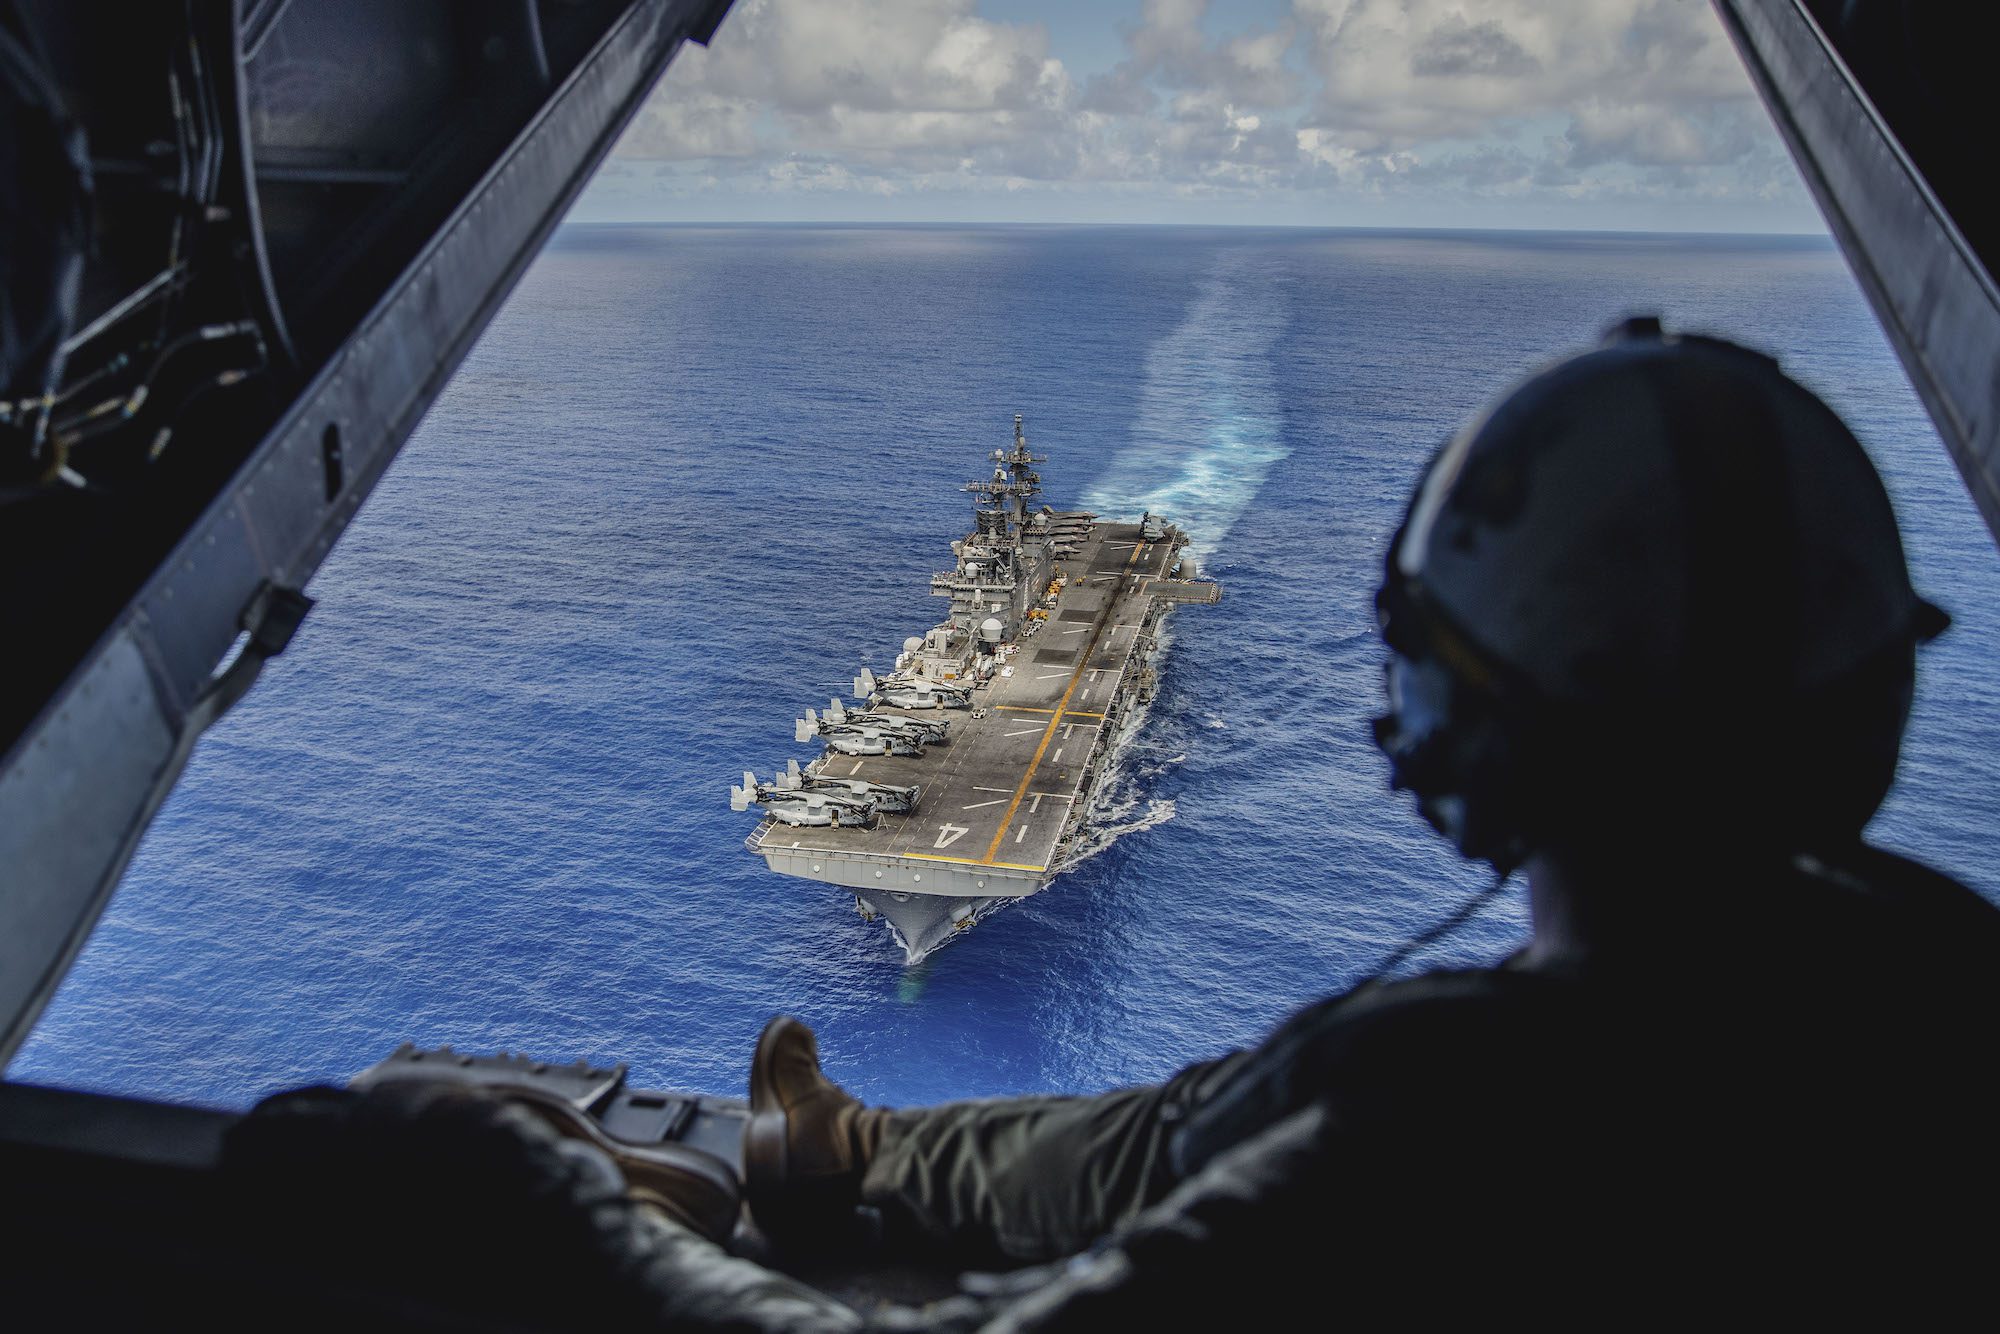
731, 415, 1220, 959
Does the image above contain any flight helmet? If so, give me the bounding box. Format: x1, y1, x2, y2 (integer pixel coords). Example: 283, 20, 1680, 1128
1373, 318, 1947, 871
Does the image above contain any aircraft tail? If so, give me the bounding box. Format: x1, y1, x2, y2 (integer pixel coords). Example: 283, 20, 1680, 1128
730, 771, 757, 811
854, 666, 878, 698
827, 698, 849, 724
781, 759, 803, 789
795, 710, 819, 744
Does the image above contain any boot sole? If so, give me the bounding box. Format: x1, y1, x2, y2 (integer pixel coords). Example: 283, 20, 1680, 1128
743, 1015, 800, 1216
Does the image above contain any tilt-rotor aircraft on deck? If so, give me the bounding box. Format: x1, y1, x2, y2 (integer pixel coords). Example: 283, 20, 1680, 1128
855, 667, 976, 711
797, 698, 952, 755
730, 759, 923, 829
737, 415, 1219, 959
3, 0, 1999, 1323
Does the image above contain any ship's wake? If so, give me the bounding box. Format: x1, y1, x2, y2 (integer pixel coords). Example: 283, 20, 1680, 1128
1078, 247, 1289, 555
1065, 793, 1177, 870
882, 256, 1280, 956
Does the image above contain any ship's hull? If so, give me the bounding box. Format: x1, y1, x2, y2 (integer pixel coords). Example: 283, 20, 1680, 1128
853, 889, 1013, 959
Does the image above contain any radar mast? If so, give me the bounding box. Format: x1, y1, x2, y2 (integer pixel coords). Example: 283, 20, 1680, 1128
963, 413, 1046, 542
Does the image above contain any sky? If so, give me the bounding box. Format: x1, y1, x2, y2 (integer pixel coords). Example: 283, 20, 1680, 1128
572, 0, 1825, 232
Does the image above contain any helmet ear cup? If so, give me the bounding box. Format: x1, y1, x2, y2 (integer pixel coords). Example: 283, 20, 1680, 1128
1437, 706, 1528, 874
1376, 654, 1529, 874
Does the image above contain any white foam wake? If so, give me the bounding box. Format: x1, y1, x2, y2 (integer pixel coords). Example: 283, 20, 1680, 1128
1055, 255, 1286, 872
1065, 793, 1177, 870
1077, 248, 1290, 557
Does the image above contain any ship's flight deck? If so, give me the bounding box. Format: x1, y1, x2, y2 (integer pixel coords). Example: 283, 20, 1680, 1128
737, 415, 1220, 956
747, 519, 1208, 899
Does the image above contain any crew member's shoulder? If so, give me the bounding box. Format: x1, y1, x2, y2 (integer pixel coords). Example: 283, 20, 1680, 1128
1169, 963, 1584, 1178
1817, 844, 2000, 922
1248, 963, 1584, 1109
1791, 844, 2000, 971
1272, 960, 1568, 1049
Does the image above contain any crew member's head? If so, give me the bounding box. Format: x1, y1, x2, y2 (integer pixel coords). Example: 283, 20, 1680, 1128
1373, 318, 1946, 872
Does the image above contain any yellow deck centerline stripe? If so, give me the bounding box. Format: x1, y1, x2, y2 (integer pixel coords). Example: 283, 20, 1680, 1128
903, 851, 1045, 871
981, 539, 1145, 863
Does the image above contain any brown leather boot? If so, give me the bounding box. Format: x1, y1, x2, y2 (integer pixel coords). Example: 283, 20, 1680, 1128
743, 1016, 887, 1230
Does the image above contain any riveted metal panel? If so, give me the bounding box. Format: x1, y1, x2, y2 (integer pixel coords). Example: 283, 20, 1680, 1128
1714, 0, 2000, 542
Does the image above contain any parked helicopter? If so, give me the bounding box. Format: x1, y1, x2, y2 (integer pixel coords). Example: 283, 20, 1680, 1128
822, 698, 951, 744
795, 699, 949, 756
729, 770, 879, 828
724, 768, 888, 828
794, 712, 918, 757
854, 666, 973, 711
773, 758, 920, 813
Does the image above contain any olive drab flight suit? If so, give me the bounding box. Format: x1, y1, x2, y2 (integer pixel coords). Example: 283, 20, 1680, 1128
857, 1046, 1260, 1262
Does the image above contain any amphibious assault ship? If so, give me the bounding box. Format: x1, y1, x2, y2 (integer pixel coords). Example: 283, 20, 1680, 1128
732, 416, 1220, 958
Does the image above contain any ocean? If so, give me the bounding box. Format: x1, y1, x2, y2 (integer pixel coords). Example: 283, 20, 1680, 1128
14, 225, 1999, 1109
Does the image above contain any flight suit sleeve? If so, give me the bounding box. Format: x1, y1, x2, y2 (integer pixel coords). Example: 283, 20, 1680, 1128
941, 1103, 1339, 1333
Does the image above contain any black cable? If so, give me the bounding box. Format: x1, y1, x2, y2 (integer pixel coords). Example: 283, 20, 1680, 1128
144, 344, 269, 461
48, 351, 132, 408
50, 321, 259, 448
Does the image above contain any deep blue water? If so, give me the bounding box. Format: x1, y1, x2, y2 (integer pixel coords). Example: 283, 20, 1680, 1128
15, 226, 2000, 1108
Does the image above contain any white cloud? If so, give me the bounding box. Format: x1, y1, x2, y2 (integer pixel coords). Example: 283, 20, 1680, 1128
1116, 0, 1300, 109
1296, 0, 1749, 145
617, 0, 1066, 168
596, 0, 1809, 223
1564, 98, 1757, 168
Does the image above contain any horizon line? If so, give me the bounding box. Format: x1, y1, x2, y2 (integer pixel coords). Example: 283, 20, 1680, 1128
558, 217, 1832, 240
